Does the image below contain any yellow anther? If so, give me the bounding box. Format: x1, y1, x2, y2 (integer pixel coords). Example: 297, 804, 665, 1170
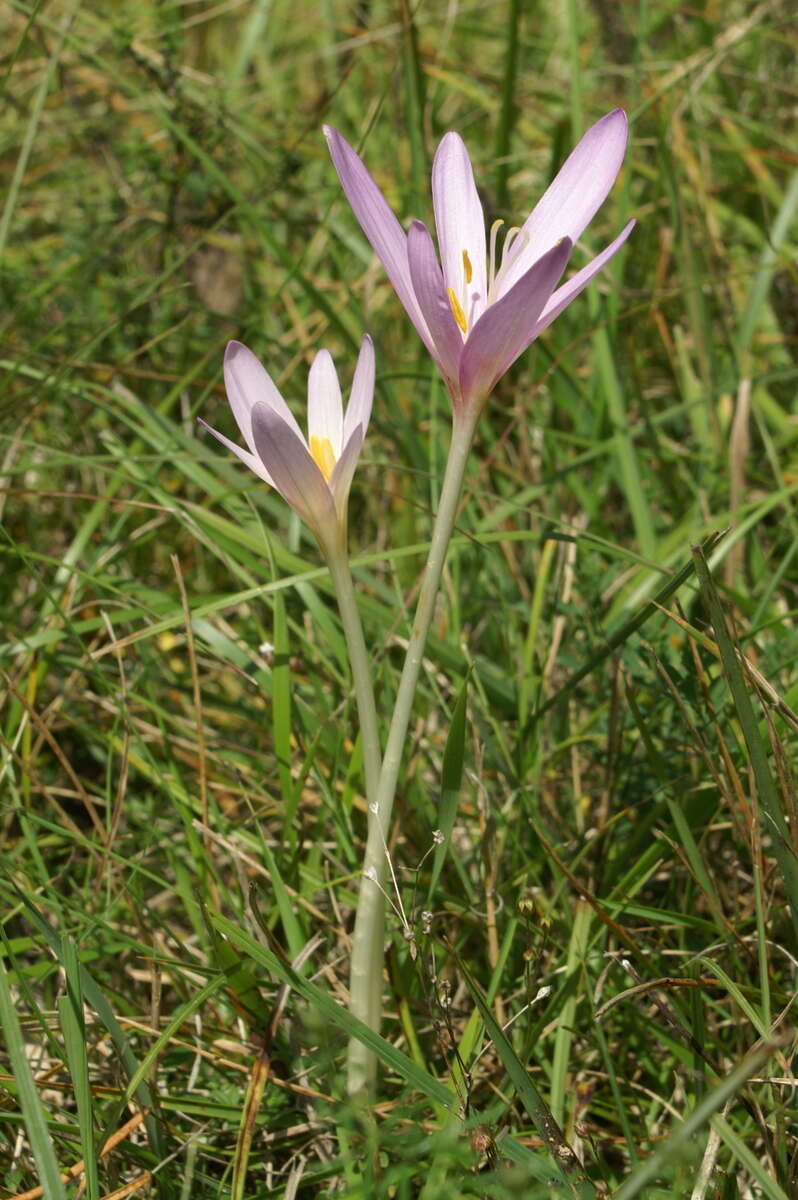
310, 434, 336, 481
462, 249, 473, 285
447, 286, 468, 334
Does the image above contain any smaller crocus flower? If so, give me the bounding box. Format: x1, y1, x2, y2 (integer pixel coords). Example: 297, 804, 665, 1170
325, 112, 635, 411
199, 335, 374, 550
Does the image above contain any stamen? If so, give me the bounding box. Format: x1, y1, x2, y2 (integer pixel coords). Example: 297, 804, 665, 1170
447, 287, 468, 334
501, 225, 523, 265
310, 434, 336, 481
488, 219, 504, 297
462, 248, 473, 285
491, 227, 531, 297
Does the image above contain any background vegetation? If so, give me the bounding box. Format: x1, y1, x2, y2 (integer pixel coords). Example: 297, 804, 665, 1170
1, 0, 797, 1196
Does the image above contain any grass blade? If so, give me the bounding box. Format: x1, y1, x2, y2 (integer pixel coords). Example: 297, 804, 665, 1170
614, 1041, 779, 1199
0, 954, 67, 1200
692, 545, 798, 943
58, 937, 97, 1200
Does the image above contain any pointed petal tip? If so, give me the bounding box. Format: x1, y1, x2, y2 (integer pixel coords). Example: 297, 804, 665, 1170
407, 218, 434, 250
437, 130, 466, 152
357, 331, 376, 374
407, 219, 436, 254
224, 339, 247, 362
591, 107, 627, 131
324, 125, 349, 152
598, 107, 629, 145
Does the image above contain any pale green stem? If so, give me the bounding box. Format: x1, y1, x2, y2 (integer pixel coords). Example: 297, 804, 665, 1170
347, 406, 479, 1095
324, 545, 382, 808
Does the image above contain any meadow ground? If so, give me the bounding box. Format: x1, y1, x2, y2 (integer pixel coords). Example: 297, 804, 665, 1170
1, 1, 797, 1196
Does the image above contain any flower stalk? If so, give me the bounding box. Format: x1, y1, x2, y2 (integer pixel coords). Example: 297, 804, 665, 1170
346, 402, 480, 1095
324, 546, 382, 808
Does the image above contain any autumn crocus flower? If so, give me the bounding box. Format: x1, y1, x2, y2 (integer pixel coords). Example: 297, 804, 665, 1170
325, 111, 634, 410
199, 336, 374, 551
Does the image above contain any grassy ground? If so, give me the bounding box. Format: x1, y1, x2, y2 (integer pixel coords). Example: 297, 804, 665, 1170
2, 0, 798, 1196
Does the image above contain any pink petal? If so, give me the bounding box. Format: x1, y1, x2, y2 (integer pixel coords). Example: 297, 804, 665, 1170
224, 341, 303, 450
406, 220, 464, 388
459, 238, 572, 406
497, 110, 629, 298
308, 348, 344, 458
431, 132, 488, 323
324, 126, 436, 357
533, 219, 636, 335
250, 402, 335, 530
343, 335, 375, 445
197, 417, 275, 486
330, 425, 365, 519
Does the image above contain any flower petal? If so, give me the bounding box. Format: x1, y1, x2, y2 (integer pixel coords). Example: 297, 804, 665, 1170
197, 417, 275, 486
431, 132, 488, 323
497, 109, 629, 298
330, 425, 365, 519
324, 126, 436, 356
459, 238, 572, 406
224, 341, 304, 450
250, 402, 335, 530
406, 220, 463, 388
308, 348, 344, 457
343, 334, 375, 445
533, 219, 636, 336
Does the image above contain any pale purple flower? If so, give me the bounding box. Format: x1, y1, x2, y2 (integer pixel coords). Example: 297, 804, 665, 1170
325, 111, 634, 410
199, 335, 374, 546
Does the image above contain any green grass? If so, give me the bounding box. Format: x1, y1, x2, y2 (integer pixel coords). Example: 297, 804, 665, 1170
1, 0, 797, 1196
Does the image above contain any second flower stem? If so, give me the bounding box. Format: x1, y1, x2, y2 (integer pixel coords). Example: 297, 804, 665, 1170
326, 547, 382, 807
347, 406, 479, 1094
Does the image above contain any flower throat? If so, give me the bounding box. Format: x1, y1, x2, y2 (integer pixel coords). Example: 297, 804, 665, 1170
446, 223, 530, 334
